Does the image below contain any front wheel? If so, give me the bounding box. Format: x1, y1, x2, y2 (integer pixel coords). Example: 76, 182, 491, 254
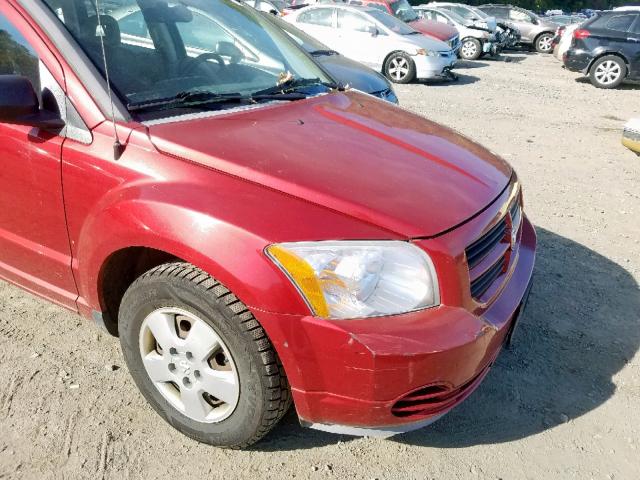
589, 55, 627, 89
118, 262, 291, 448
535, 33, 554, 53
460, 38, 482, 60
384, 52, 416, 84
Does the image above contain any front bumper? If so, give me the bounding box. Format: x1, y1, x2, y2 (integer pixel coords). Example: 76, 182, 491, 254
252, 190, 536, 436
415, 53, 457, 80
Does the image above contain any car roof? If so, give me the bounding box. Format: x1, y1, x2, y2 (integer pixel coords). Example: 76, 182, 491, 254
299, 3, 381, 13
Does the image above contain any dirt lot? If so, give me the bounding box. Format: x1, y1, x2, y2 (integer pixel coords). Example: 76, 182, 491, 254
1, 51, 639, 480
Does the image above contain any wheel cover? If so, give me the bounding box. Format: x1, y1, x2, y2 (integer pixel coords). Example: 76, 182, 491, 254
538, 35, 552, 52
139, 307, 240, 423
594, 60, 622, 85
389, 56, 409, 81
461, 40, 478, 58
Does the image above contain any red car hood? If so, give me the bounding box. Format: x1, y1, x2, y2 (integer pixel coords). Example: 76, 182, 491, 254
408, 18, 457, 41
146, 92, 511, 238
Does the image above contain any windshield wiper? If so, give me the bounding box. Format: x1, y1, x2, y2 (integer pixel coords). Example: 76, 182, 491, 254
252, 77, 343, 97
128, 90, 248, 112
310, 49, 338, 56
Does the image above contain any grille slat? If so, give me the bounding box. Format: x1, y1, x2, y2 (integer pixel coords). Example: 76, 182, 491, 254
466, 197, 521, 301
470, 258, 503, 299
465, 217, 507, 270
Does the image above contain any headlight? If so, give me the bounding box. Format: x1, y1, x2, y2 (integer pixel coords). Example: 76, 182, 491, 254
415, 48, 438, 57
266, 241, 439, 319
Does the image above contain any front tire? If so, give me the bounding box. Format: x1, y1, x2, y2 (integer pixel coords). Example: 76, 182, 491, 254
384, 52, 416, 84
460, 38, 482, 60
118, 262, 291, 448
589, 55, 627, 89
535, 32, 554, 53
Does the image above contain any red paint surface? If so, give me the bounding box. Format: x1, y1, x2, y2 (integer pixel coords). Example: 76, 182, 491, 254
1, 0, 536, 429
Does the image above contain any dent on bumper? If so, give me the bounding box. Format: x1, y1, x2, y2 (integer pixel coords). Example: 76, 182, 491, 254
251, 218, 536, 435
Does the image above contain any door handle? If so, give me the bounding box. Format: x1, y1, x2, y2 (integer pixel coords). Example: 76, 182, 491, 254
628, 37, 639, 42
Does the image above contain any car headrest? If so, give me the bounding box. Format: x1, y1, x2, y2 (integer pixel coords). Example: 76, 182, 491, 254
84, 15, 121, 47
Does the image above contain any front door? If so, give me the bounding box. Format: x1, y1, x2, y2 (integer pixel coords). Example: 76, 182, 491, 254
0, 4, 77, 308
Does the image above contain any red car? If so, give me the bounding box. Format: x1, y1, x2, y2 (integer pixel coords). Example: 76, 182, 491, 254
345, 0, 461, 51
0, 0, 535, 447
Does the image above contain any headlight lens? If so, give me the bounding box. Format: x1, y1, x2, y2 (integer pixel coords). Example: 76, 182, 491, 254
416, 48, 438, 56
266, 241, 439, 319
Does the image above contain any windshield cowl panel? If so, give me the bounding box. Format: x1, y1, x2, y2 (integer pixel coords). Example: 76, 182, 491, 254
41, 0, 333, 117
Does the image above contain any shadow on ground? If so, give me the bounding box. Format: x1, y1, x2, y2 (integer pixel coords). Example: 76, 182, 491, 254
418, 73, 480, 87
255, 227, 640, 451
575, 76, 640, 90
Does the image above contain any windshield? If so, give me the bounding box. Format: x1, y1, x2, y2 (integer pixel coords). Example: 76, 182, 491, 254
368, 9, 417, 34
389, 0, 418, 22
439, 9, 466, 25
43, 0, 332, 115
468, 6, 489, 20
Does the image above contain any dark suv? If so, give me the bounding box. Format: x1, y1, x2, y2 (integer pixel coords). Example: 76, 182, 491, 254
563, 11, 640, 89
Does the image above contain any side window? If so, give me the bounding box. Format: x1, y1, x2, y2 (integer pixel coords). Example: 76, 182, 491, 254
490, 7, 508, 19
509, 9, 532, 23
297, 8, 334, 27
337, 10, 374, 32
633, 16, 640, 34
436, 13, 451, 25
605, 14, 636, 32
0, 12, 40, 94
118, 10, 149, 38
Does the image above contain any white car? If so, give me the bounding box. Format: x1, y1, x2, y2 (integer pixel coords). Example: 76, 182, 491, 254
285, 4, 456, 83
623, 118, 640, 155
414, 6, 498, 60
553, 22, 579, 61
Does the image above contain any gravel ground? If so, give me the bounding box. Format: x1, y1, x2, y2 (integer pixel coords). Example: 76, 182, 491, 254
1, 52, 639, 480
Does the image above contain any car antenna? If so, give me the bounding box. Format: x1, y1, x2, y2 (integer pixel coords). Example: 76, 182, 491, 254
94, 0, 125, 160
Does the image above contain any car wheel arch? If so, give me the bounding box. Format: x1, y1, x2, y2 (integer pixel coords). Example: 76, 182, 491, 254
587, 51, 630, 74
77, 200, 311, 336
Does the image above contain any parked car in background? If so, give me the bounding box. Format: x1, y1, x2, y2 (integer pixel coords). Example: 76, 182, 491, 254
344, 0, 461, 51
545, 14, 584, 26
563, 10, 640, 88
263, 12, 399, 102
478, 4, 557, 52
1, 0, 535, 450
552, 23, 580, 61
623, 118, 640, 155
243, 0, 285, 15
286, 4, 456, 83
414, 6, 499, 59
427, 2, 497, 31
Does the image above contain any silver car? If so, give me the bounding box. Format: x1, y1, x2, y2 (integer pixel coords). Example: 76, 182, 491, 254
285, 4, 456, 83
415, 6, 499, 60
478, 4, 557, 53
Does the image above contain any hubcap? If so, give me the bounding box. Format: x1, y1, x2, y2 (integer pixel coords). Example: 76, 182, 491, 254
139, 307, 239, 423
539, 35, 552, 52
388, 56, 409, 81
594, 60, 621, 85
461, 41, 477, 58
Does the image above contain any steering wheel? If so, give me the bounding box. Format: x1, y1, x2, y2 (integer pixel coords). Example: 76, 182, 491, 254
180, 52, 226, 75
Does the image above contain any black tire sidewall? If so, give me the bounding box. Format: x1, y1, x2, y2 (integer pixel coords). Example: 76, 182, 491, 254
384, 52, 416, 84
589, 56, 627, 89
119, 275, 270, 447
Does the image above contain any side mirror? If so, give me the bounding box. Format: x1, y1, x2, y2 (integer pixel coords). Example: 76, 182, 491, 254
216, 41, 244, 63
0, 75, 65, 131
531, 17, 539, 24
366, 25, 379, 36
